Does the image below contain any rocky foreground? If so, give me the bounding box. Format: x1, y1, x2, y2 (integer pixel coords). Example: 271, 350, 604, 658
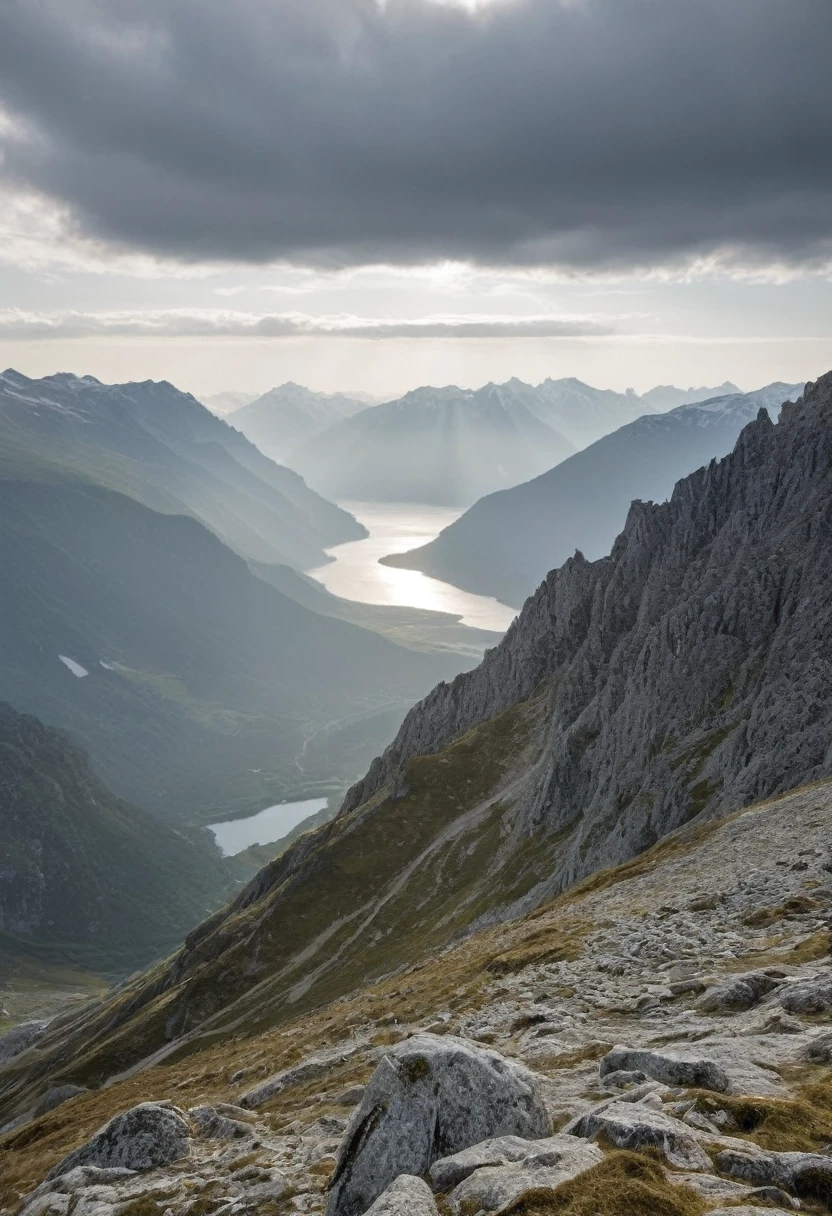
2, 779, 831, 1216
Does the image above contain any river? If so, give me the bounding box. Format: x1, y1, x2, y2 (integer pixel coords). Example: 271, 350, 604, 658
307, 500, 517, 632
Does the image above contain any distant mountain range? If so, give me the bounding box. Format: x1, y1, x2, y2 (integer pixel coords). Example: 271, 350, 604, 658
291, 382, 578, 506
0, 702, 231, 972
384, 382, 803, 606
0, 370, 467, 821
237, 375, 740, 507
200, 390, 259, 416
0, 370, 364, 569
228, 383, 369, 462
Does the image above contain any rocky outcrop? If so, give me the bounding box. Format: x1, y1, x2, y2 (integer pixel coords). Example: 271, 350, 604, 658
325, 1036, 550, 1216
46, 1103, 191, 1179
780, 976, 832, 1015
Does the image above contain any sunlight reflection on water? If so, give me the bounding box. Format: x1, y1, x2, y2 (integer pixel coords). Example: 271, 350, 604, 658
308, 501, 517, 633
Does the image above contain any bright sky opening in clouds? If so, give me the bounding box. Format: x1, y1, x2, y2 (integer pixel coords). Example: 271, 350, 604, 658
0, 0, 830, 398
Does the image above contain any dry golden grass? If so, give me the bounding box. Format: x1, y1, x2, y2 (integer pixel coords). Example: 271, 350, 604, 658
689, 1073, 832, 1153
498, 1151, 707, 1216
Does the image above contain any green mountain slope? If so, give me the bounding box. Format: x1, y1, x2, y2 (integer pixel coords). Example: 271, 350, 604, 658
0, 369, 365, 570
0, 477, 464, 821
0, 702, 231, 973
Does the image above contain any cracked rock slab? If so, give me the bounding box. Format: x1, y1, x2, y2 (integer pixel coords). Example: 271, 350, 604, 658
445, 1139, 604, 1212
599, 1045, 730, 1093
566, 1101, 713, 1171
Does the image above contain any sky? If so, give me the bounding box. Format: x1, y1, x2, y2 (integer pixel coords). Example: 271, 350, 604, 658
0, 0, 830, 400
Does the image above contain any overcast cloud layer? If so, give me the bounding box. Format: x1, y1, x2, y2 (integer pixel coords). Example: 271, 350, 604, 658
1, 0, 831, 274
0, 309, 612, 340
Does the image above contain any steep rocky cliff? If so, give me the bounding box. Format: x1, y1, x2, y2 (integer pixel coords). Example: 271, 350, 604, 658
3, 372, 830, 1103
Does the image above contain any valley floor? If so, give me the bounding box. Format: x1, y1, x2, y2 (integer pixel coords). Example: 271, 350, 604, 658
2, 779, 831, 1214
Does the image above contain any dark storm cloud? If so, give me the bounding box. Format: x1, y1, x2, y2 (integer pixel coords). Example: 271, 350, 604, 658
0, 309, 613, 340
0, 0, 830, 271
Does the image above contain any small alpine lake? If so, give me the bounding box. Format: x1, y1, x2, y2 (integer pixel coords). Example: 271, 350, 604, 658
208, 797, 329, 855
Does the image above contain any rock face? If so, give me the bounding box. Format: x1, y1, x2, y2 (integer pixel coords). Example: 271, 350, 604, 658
343, 374, 832, 899
716, 1148, 832, 1203
46, 1103, 191, 1179
325, 1036, 550, 1216
442, 1137, 604, 1212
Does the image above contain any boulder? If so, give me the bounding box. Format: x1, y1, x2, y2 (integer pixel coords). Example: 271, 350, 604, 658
716, 1148, 832, 1203
566, 1101, 712, 1170
780, 976, 832, 1015
363, 1176, 438, 1216
444, 1139, 603, 1212
324, 1035, 550, 1216
698, 972, 781, 1013
804, 1032, 832, 1063
598, 1045, 730, 1093
45, 1103, 190, 1179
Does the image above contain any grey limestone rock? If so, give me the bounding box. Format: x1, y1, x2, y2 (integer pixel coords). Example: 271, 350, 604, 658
566, 1101, 712, 1170
325, 1035, 550, 1216
707, 1209, 796, 1216
45, 1103, 191, 1179
599, 1045, 730, 1093
698, 972, 781, 1013
429, 1134, 600, 1192
716, 1148, 832, 1202
804, 1032, 832, 1063
779, 975, 832, 1015
446, 1140, 604, 1213
363, 1175, 439, 1216
189, 1104, 253, 1140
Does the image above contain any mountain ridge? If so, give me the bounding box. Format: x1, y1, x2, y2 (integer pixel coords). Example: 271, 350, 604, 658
5, 370, 829, 1095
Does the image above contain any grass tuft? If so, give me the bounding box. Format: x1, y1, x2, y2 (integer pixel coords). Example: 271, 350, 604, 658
498, 1150, 707, 1216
